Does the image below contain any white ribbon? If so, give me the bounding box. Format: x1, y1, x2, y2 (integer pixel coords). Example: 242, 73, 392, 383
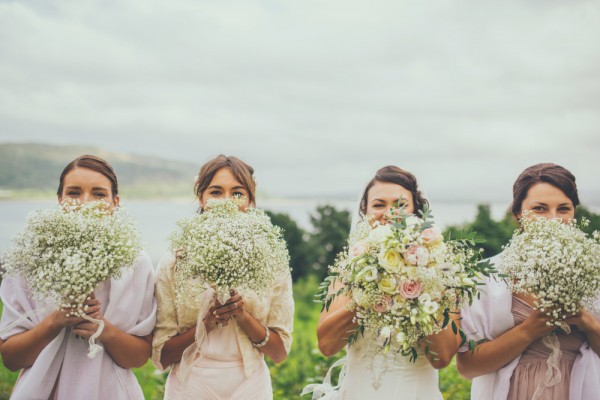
80, 313, 105, 359
532, 332, 562, 400
301, 356, 347, 399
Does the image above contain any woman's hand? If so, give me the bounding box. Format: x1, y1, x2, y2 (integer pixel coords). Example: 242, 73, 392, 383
519, 308, 555, 341
213, 290, 247, 322
564, 309, 599, 333
71, 293, 106, 339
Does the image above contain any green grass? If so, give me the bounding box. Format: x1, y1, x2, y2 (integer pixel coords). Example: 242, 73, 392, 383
0, 279, 471, 399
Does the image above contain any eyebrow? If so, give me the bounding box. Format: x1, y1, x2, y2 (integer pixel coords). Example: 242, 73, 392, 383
532, 202, 572, 207
64, 186, 108, 191
371, 198, 407, 203
207, 185, 246, 190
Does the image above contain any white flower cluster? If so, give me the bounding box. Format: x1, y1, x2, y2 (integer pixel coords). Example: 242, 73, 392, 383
169, 198, 290, 304
1, 200, 142, 314
327, 210, 491, 359
500, 214, 600, 330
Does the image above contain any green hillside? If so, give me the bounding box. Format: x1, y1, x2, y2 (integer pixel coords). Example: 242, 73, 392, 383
0, 143, 198, 199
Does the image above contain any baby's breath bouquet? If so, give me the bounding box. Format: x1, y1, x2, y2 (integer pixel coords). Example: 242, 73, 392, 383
499, 213, 600, 332
1, 200, 142, 357
169, 198, 290, 304
319, 207, 495, 360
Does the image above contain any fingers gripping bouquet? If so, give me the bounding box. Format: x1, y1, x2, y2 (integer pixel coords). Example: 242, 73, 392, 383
319, 206, 495, 360
1, 200, 142, 357
169, 198, 290, 305
499, 213, 600, 332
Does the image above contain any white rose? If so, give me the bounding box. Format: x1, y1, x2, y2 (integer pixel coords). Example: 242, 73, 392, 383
361, 266, 379, 282
368, 225, 393, 244
405, 216, 421, 227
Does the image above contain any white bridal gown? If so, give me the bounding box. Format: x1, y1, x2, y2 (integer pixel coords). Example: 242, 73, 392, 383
304, 332, 443, 400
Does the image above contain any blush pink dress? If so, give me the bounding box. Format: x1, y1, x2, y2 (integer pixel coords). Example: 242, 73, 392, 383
164, 321, 272, 400
507, 296, 585, 400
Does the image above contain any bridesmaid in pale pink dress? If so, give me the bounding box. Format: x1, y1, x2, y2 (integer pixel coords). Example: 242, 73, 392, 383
152, 155, 294, 400
458, 163, 600, 400
0, 155, 157, 400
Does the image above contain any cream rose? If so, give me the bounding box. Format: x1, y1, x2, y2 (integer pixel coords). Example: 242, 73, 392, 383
378, 249, 403, 273
378, 275, 399, 294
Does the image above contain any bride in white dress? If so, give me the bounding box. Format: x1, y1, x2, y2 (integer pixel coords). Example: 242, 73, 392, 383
305, 166, 461, 400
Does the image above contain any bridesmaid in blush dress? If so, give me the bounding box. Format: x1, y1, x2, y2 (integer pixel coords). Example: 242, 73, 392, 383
458, 163, 600, 400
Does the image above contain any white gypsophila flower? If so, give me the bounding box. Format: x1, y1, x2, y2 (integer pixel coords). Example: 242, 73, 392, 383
1, 200, 141, 312
500, 214, 600, 330
169, 198, 290, 304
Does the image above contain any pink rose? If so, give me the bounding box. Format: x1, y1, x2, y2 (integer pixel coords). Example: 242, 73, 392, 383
404, 245, 430, 266
399, 280, 423, 299
373, 296, 393, 313
350, 241, 367, 257
420, 227, 443, 246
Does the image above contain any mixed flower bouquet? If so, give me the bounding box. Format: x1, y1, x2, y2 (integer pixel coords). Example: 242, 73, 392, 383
499, 213, 600, 332
319, 206, 495, 360
169, 198, 290, 304
1, 200, 142, 357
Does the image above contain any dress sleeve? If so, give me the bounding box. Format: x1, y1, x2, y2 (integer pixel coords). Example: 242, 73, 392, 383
0, 277, 39, 340
266, 271, 294, 354
151, 253, 180, 370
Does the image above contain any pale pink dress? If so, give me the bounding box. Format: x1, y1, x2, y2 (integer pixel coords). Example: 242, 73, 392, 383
507, 296, 585, 400
164, 320, 272, 400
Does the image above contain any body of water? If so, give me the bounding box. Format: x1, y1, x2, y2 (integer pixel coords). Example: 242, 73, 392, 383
0, 199, 577, 265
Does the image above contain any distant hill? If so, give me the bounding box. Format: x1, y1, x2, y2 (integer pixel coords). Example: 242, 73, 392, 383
0, 143, 198, 199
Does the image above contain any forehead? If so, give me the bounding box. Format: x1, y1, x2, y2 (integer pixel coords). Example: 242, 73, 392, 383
524, 182, 572, 204
368, 181, 413, 201
63, 167, 112, 188
208, 167, 244, 187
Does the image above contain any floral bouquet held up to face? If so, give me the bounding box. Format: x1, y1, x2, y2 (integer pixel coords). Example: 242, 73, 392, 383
318, 205, 496, 360
499, 213, 600, 333
169, 198, 290, 305
1, 200, 142, 358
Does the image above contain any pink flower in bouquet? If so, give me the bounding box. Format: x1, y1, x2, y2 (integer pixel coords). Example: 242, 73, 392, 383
373, 296, 393, 313
350, 241, 368, 257
404, 245, 430, 266
420, 227, 443, 246
399, 280, 423, 299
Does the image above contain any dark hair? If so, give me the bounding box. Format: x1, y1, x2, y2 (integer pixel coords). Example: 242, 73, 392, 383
57, 155, 119, 197
359, 165, 428, 215
509, 163, 579, 217
194, 155, 256, 207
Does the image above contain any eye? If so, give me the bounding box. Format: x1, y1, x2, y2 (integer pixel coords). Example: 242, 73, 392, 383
233, 192, 245, 198
558, 207, 572, 213
532, 206, 546, 212
209, 190, 222, 196
66, 191, 80, 196
94, 192, 107, 198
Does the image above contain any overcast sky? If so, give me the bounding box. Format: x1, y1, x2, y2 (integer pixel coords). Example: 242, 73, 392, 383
1, 0, 599, 206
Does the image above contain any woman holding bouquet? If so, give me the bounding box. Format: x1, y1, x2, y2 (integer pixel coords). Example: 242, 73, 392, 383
312, 166, 462, 399
458, 163, 600, 400
152, 155, 294, 400
0, 155, 157, 399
